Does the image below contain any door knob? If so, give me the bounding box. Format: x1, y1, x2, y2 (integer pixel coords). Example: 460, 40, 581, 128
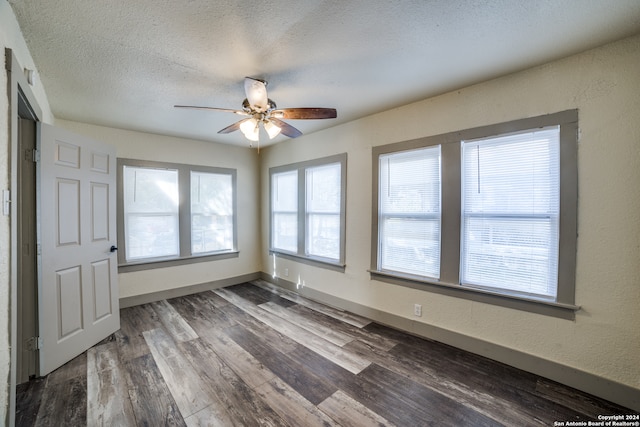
110, 245, 118, 253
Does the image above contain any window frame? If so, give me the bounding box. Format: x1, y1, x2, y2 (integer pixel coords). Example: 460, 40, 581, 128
371, 110, 579, 319
117, 158, 238, 272
269, 153, 347, 270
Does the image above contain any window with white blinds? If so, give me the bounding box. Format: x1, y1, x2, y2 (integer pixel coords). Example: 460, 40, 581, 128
270, 154, 346, 267
306, 163, 341, 259
272, 170, 299, 253
123, 166, 180, 261
118, 159, 237, 268
378, 146, 441, 278
371, 110, 578, 317
460, 127, 560, 298
191, 171, 234, 254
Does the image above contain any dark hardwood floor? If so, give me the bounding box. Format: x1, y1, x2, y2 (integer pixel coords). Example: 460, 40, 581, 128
16, 280, 635, 426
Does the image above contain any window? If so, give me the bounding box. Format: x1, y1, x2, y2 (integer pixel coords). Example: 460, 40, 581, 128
371, 111, 578, 318
306, 163, 342, 259
191, 171, 234, 254
117, 159, 237, 270
270, 153, 347, 267
272, 170, 298, 253
461, 127, 560, 299
378, 146, 441, 278
123, 167, 179, 261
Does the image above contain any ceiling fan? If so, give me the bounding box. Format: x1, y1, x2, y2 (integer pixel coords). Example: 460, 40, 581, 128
175, 77, 337, 143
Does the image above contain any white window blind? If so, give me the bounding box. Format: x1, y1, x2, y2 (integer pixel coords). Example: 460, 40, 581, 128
123, 166, 179, 261
191, 171, 233, 254
378, 146, 441, 278
461, 126, 560, 298
306, 163, 341, 260
272, 170, 298, 252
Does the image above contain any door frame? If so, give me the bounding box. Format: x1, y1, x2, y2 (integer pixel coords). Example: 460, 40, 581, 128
6, 48, 43, 427
16, 117, 38, 383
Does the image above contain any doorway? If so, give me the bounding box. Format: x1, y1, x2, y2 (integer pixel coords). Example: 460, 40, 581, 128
16, 115, 38, 383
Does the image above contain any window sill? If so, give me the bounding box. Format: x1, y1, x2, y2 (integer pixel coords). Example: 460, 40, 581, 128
270, 250, 346, 273
369, 269, 580, 320
119, 251, 239, 273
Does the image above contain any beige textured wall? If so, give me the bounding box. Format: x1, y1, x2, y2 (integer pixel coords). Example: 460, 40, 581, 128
56, 120, 262, 299
259, 34, 640, 391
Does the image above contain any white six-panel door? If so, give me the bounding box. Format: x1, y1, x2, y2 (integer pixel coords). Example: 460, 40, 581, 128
38, 123, 119, 376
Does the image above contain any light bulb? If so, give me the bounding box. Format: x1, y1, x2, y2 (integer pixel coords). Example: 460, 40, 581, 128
239, 118, 259, 141
264, 120, 281, 139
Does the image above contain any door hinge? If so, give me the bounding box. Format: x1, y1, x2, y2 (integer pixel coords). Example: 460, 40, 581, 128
26, 336, 43, 351
24, 148, 40, 162
2, 190, 9, 216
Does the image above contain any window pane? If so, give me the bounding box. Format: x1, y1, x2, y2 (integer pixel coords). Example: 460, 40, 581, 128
378, 146, 441, 278
123, 166, 179, 261
306, 163, 341, 259
126, 214, 179, 260
380, 218, 440, 277
462, 217, 557, 296
379, 149, 441, 215
461, 127, 560, 298
307, 214, 340, 259
272, 170, 298, 252
306, 163, 341, 213
273, 213, 298, 252
273, 170, 298, 212
191, 172, 233, 254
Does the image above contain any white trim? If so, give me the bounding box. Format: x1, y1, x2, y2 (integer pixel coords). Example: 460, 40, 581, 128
6, 48, 43, 427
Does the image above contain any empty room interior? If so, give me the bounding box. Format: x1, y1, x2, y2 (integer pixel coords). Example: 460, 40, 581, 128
2, 1, 640, 425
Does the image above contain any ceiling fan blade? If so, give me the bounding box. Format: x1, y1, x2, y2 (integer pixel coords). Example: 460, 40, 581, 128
271, 108, 337, 120
217, 118, 251, 134
244, 77, 269, 112
270, 118, 303, 138
174, 105, 248, 115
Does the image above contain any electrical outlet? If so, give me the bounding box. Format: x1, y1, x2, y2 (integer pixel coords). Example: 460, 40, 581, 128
414, 304, 422, 317
284, 268, 289, 277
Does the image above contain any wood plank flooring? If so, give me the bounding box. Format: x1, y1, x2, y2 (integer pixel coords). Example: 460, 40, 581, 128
16, 280, 635, 426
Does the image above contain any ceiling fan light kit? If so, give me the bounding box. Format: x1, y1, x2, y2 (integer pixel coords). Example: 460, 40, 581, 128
239, 118, 260, 141
263, 120, 281, 139
175, 77, 337, 146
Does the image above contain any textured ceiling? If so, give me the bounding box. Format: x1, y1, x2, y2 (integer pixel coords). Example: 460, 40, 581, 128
9, 0, 640, 147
